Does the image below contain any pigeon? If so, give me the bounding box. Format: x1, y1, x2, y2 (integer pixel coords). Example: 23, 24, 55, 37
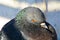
0, 7, 57, 40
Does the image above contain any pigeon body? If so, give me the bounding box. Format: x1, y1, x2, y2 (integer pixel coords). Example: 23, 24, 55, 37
0, 7, 57, 40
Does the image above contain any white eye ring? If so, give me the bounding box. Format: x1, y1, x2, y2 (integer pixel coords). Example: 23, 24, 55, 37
40, 23, 48, 29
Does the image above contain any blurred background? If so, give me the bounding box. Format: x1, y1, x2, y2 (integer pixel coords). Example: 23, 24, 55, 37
0, 0, 60, 40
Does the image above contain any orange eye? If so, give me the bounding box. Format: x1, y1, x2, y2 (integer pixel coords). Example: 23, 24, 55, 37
31, 19, 37, 22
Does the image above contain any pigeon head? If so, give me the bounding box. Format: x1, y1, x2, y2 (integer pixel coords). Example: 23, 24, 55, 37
15, 7, 57, 40
15, 7, 46, 29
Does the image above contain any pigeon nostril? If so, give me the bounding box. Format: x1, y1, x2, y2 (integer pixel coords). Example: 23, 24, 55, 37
40, 23, 48, 29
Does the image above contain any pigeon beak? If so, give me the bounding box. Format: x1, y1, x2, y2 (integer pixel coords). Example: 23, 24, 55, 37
40, 23, 48, 29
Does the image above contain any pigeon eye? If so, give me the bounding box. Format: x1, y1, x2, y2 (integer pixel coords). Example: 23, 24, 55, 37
31, 19, 37, 23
